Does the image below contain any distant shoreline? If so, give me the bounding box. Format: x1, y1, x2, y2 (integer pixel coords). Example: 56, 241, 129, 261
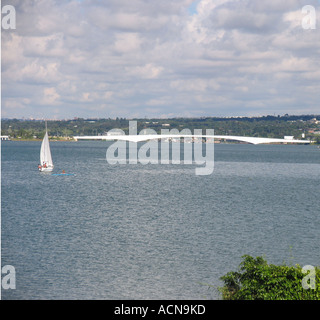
5, 138, 317, 145
8, 138, 75, 142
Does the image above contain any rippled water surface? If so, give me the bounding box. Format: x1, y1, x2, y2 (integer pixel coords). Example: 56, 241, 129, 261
1, 141, 320, 299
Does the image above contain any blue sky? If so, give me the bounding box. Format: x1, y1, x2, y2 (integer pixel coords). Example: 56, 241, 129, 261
188, 0, 201, 15
2, 0, 320, 119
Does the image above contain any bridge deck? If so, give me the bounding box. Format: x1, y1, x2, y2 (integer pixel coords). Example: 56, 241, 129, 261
73, 134, 310, 144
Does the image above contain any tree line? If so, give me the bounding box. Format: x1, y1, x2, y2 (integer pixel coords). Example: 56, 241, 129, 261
1, 115, 320, 143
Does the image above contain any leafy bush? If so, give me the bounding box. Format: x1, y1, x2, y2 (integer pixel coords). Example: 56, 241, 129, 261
219, 255, 320, 300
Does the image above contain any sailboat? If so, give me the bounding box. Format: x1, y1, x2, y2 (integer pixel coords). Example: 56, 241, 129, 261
38, 122, 54, 172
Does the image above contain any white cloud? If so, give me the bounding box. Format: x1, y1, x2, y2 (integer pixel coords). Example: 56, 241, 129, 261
114, 32, 143, 53
23, 33, 66, 57
42, 87, 60, 105
126, 63, 164, 79
20, 60, 61, 83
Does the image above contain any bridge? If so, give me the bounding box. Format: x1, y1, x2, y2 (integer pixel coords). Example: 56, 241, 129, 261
73, 134, 311, 145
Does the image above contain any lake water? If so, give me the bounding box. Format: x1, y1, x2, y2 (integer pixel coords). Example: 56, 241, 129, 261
1, 141, 320, 299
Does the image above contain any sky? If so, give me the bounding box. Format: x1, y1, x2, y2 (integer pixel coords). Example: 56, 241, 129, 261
1, 0, 320, 119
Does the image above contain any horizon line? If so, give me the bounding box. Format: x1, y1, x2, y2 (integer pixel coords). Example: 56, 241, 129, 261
1, 114, 320, 121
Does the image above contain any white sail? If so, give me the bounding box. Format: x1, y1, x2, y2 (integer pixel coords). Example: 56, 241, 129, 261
40, 130, 54, 171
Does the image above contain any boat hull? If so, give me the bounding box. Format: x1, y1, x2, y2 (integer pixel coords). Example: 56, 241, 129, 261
39, 166, 54, 172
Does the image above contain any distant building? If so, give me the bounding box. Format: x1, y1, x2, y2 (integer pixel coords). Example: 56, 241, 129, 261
309, 118, 319, 124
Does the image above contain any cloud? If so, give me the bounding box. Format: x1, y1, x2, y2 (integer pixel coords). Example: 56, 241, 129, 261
42, 87, 60, 105
2, 0, 320, 119
126, 63, 164, 79
114, 32, 143, 53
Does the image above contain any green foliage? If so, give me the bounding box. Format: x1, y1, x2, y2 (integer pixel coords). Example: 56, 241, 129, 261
1, 115, 319, 140
219, 255, 320, 300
